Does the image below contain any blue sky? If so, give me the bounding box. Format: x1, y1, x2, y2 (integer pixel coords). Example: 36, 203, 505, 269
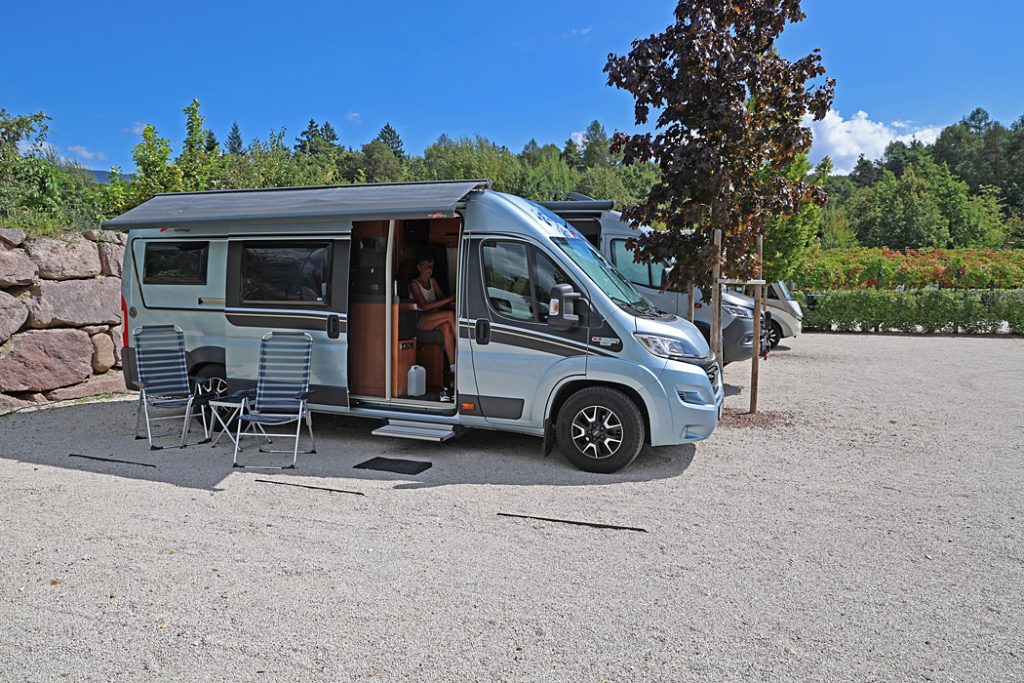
3, 1, 1022, 174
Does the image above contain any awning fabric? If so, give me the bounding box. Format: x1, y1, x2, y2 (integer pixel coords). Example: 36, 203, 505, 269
102, 179, 490, 230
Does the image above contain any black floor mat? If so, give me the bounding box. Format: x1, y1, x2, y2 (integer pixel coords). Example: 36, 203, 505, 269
354, 456, 432, 475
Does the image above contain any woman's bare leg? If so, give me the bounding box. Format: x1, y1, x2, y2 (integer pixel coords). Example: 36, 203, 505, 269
418, 310, 458, 367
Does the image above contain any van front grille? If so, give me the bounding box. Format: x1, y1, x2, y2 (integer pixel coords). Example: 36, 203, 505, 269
705, 363, 720, 388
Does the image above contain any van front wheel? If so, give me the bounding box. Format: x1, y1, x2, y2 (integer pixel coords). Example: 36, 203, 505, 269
556, 387, 645, 473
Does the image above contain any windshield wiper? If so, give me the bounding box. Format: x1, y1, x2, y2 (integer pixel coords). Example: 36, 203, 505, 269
611, 297, 656, 317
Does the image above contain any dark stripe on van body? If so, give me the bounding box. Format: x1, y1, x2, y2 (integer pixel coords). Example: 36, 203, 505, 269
225, 312, 347, 332
458, 394, 524, 419
460, 320, 618, 358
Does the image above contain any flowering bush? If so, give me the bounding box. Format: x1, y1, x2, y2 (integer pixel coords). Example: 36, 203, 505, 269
798, 289, 1024, 335
795, 248, 1024, 290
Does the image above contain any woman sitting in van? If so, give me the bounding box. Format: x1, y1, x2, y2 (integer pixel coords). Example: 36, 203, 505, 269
409, 251, 456, 377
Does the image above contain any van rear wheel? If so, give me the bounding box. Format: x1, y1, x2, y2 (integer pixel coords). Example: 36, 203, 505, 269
556, 387, 645, 473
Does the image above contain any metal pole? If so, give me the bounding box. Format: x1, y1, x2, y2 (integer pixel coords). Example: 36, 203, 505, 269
687, 283, 696, 322
750, 234, 763, 414
711, 229, 722, 367
384, 219, 395, 400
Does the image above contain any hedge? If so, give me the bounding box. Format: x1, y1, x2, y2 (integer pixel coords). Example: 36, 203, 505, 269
797, 289, 1024, 335
795, 248, 1024, 290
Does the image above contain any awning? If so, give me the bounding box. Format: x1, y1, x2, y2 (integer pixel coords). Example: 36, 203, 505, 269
102, 179, 491, 230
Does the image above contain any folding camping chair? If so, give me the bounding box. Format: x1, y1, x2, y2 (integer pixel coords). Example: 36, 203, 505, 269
232, 331, 316, 469
133, 325, 209, 449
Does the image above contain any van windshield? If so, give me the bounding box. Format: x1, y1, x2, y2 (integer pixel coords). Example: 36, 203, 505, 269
551, 236, 656, 316
776, 281, 795, 301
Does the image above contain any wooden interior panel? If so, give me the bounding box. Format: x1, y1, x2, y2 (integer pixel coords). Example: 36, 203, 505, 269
348, 301, 386, 396
429, 218, 461, 246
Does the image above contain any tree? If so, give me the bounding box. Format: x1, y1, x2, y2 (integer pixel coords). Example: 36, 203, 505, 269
849, 155, 881, 187
294, 119, 322, 155
320, 121, 339, 146
847, 170, 949, 249
604, 0, 834, 289
226, 121, 244, 155
581, 120, 612, 168
561, 136, 583, 172
576, 166, 626, 203
762, 155, 829, 280
177, 99, 216, 191
362, 140, 401, 183
375, 123, 405, 160
132, 123, 182, 198
204, 130, 219, 154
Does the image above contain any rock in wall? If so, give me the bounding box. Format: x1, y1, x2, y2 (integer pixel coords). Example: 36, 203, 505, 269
0, 229, 129, 413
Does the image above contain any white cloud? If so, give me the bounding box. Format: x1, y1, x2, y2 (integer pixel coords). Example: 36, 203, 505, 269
345, 112, 362, 123
570, 130, 586, 148
806, 109, 944, 174
67, 145, 107, 161
131, 122, 146, 135
568, 25, 593, 39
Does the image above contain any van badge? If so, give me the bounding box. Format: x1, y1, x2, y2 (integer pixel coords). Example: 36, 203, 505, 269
592, 336, 619, 347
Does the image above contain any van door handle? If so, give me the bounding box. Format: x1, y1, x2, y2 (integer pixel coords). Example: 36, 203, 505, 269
475, 319, 491, 345
327, 314, 341, 339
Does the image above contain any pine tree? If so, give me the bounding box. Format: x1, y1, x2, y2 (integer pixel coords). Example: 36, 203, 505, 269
204, 130, 219, 154
375, 123, 405, 160
582, 120, 612, 168
561, 137, 583, 171
294, 119, 321, 154
320, 121, 339, 146
226, 121, 244, 155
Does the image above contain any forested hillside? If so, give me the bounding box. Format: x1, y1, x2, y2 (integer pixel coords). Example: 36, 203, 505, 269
2, 102, 1022, 273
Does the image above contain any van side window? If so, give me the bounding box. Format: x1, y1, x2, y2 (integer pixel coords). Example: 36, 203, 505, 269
143, 242, 209, 285
532, 253, 572, 323
240, 242, 331, 305
610, 239, 652, 287
482, 241, 535, 321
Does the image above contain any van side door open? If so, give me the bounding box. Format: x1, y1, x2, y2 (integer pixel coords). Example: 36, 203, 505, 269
462, 237, 589, 425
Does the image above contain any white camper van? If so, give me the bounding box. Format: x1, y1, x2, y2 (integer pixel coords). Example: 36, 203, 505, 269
106, 180, 724, 473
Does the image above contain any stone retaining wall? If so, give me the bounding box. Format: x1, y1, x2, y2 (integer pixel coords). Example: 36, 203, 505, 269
0, 228, 128, 413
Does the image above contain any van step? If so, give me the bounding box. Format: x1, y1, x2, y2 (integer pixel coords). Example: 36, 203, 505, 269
372, 419, 456, 442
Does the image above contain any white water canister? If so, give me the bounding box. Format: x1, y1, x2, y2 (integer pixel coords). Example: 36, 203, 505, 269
407, 365, 426, 397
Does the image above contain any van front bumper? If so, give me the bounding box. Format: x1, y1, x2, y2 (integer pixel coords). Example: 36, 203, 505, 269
644, 357, 724, 447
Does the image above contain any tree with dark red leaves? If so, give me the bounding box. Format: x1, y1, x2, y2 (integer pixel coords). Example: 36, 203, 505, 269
605, 0, 834, 290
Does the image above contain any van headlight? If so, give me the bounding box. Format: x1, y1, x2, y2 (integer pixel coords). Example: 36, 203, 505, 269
721, 304, 753, 318
634, 333, 704, 361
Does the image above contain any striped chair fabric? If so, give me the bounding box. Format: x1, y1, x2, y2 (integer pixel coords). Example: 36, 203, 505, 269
253, 332, 313, 417
134, 325, 191, 404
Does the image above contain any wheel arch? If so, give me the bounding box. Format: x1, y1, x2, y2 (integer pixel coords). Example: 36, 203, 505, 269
546, 379, 652, 445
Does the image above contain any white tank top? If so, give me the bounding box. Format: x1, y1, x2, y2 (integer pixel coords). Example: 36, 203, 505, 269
417, 279, 437, 303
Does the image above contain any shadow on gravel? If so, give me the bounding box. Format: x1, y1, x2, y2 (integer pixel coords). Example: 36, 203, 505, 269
723, 383, 743, 397
0, 398, 695, 492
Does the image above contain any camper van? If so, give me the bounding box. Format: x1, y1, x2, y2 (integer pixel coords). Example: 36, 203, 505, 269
105, 180, 723, 473
538, 196, 766, 364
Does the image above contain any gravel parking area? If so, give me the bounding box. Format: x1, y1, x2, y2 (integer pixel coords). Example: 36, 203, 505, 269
1, 334, 1021, 682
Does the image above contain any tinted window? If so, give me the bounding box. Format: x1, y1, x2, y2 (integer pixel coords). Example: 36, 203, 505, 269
482, 241, 534, 321
240, 242, 331, 305
611, 239, 652, 287
144, 242, 208, 285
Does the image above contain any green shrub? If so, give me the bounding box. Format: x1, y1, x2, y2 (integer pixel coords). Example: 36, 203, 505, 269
799, 289, 1024, 335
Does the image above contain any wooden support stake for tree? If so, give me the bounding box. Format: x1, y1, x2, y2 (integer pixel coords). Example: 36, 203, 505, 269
750, 234, 763, 414
687, 283, 696, 322
711, 229, 723, 368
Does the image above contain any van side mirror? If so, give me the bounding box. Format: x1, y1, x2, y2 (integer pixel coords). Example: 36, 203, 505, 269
548, 284, 581, 330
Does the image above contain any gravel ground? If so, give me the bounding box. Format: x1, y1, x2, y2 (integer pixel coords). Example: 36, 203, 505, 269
0, 333, 1021, 682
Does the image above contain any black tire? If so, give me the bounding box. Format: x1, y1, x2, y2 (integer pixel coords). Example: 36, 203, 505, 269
556, 387, 646, 474
192, 363, 227, 398
768, 321, 783, 349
